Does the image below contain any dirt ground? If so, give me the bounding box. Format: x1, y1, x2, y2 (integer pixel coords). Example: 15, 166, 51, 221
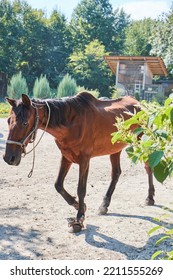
0, 118, 173, 260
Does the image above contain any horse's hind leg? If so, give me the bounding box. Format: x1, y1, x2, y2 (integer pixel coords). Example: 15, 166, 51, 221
98, 152, 121, 215
145, 162, 155, 205
55, 155, 78, 209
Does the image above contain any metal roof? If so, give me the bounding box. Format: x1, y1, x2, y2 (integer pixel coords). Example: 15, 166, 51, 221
104, 56, 168, 76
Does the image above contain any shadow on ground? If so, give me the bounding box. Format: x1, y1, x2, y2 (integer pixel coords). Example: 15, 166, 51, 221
0, 224, 43, 260
78, 209, 173, 260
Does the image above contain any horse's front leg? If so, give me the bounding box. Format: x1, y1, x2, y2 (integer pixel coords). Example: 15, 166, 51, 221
55, 155, 78, 208
68, 158, 90, 233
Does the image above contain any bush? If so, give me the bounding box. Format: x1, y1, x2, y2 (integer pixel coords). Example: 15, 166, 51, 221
77, 86, 100, 98
57, 74, 78, 98
0, 103, 10, 118
33, 75, 51, 99
111, 94, 173, 183
7, 72, 28, 99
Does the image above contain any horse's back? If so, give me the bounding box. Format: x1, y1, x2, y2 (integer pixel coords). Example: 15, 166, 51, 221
97, 95, 139, 112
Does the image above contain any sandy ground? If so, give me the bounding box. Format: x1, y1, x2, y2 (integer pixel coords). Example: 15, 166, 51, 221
0, 118, 173, 260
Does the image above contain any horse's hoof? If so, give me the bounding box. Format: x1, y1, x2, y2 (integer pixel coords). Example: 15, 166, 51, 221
67, 217, 84, 233
146, 198, 155, 206
98, 206, 108, 215
72, 223, 82, 233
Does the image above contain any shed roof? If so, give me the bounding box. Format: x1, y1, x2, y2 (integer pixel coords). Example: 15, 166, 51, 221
104, 56, 168, 76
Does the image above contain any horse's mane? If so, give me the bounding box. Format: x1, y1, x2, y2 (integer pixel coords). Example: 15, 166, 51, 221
32, 91, 96, 127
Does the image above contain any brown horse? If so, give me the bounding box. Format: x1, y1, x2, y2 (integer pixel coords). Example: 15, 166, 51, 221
3, 92, 155, 232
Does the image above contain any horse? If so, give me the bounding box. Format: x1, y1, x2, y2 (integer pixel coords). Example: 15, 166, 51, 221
3, 92, 155, 232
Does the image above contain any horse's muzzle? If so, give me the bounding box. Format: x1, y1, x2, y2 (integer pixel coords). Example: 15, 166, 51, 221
3, 150, 22, 166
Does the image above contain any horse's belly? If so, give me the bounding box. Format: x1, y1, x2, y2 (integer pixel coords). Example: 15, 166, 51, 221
91, 141, 127, 157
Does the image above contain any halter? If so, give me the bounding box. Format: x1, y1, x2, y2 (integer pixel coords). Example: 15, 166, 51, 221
6, 101, 51, 177
6, 104, 39, 152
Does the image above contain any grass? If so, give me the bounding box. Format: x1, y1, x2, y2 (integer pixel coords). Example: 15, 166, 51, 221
0, 102, 10, 118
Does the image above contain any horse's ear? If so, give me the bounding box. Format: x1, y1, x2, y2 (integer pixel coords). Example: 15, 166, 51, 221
6, 97, 16, 107
22, 94, 31, 107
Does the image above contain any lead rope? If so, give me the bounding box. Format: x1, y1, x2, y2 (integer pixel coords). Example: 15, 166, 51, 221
27, 142, 36, 178
27, 101, 51, 178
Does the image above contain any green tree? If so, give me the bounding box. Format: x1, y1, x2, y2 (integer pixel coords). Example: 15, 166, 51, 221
70, 0, 130, 53
20, 7, 71, 89
68, 40, 113, 97
33, 74, 51, 99
0, 1, 71, 90
18, 3, 50, 87
46, 10, 72, 88
124, 18, 155, 56
0, 0, 23, 76
7, 71, 28, 98
57, 74, 78, 98
150, 9, 173, 72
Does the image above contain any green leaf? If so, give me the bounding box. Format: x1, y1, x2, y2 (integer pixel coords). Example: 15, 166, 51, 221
164, 97, 172, 106
170, 108, 173, 126
111, 132, 123, 144
154, 161, 169, 183
133, 127, 144, 136
148, 225, 162, 235
167, 250, 173, 259
126, 146, 134, 156
165, 229, 173, 235
155, 236, 170, 246
123, 111, 144, 129
151, 250, 163, 260
148, 151, 164, 169
155, 129, 168, 139
148, 113, 156, 127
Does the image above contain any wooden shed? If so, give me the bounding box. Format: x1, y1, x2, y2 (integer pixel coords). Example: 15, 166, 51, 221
104, 56, 168, 99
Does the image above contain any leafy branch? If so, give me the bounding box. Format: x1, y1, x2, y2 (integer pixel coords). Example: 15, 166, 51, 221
148, 212, 173, 260
111, 94, 173, 183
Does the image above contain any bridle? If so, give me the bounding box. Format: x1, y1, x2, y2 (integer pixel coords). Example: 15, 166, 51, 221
6, 104, 39, 153
6, 101, 51, 177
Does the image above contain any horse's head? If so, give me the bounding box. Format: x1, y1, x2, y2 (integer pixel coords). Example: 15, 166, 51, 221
3, 94, 38, 166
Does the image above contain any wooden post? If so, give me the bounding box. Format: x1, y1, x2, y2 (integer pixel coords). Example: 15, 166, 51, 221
115, 61, 120, 86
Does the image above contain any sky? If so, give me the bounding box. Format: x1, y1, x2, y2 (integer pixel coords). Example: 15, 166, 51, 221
26, 0, 172, 20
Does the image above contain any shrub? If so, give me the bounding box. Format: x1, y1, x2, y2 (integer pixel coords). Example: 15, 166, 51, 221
57, 74, 78, 98
7, 72, 28, 99
0, 103, 10, 118
33, 75, 51, 99
77, 86, 100, 98
111, 94, 173, 183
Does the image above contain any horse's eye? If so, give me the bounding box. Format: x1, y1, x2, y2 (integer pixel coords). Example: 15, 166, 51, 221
23, 121, 28, 127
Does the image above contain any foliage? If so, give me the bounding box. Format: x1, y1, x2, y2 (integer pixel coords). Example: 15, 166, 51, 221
0, 0, 71, 90
70, 0, 130, 52
150, 8, 173, 71
57, 74, 78, 98
111, 95, 173, 183
7, 71, 28, 99
77, 86, 100, 98
68, 40, 113, 97
0, 0, 23, 77
86, 89, 100, 98
33, 74, 51, 99
124, 18, 155, 55
1, 0, 173, 96
148, 211, 173, 260
0, 102, 10, 118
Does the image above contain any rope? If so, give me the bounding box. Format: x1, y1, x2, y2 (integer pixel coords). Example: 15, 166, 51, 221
27, 101, 51, 177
